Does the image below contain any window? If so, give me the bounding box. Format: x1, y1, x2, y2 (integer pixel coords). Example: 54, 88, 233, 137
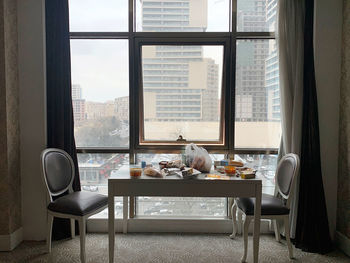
70, 40, 129, 148
69, 0, 128, 32
140, 44, 225, 144
69, 0, 280, 220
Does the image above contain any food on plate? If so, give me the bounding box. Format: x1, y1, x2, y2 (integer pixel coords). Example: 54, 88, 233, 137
229, 160, 244, 167
206, 174, 230, 180
159, 160, 185, 170
166, 160, 184, 169
240, 168, 256, 179
181, 168, 193, 177
144, 167, 162, 177
159, 161, 168, 170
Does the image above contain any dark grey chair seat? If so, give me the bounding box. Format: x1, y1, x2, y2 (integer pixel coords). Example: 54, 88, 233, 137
48, 191, 108, 216
236, 194, 289, 216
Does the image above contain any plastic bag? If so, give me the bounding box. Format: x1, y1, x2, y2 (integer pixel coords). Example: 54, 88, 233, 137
185, 143, 212, 173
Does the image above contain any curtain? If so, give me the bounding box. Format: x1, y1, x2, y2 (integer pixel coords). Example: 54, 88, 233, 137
277, 0, 305, 239
45, 0, 81, 240
294, 0, 332, 253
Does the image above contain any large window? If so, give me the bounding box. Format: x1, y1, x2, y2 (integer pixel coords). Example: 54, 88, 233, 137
69, 0, 280, 219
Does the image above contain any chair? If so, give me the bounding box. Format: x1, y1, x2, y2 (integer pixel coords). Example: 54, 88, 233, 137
230, 153, 300, 262
41, 148, 108, 263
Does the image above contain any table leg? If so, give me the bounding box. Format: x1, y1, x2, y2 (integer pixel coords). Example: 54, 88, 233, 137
108, 187, 115, 263
123, 196, 128, 234
253, 184, 262, 263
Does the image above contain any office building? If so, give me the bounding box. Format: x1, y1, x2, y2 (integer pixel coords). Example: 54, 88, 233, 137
142, 0, 219, 122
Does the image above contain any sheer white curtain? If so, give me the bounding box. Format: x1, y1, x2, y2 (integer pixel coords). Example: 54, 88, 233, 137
277, 0, 305, 238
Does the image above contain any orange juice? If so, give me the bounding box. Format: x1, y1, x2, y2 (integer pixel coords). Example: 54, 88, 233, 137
130, 168, 142, 177
224, 165, 236, 175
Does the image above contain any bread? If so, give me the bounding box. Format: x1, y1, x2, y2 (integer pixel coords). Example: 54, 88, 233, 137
229, 160, 244, 167
144, 167, 162, 177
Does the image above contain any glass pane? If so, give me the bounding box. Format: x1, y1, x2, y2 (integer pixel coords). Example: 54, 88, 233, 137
69, 0, 128, 32
136, 0, 230, 32
137, 197, 226, 217
237, 0, 277, 32
235, 154, 277, 195
136, 153, 226, 217
78, 154, 129, 218
141, 45, 224, 142
71, 40, 129, 147
235, 39, 281, 148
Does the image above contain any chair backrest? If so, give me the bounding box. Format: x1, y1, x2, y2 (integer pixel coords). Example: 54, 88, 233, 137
41, 148, 75, 201
275, 153, 300, 208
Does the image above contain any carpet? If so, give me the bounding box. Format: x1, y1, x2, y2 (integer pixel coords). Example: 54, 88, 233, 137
0, 233, 348, 263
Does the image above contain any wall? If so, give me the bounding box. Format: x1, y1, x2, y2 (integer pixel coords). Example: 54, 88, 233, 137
17, 0, 47, 240
0, 0, 22, 251
336, 0, 350, 256
314, 0, 343, 240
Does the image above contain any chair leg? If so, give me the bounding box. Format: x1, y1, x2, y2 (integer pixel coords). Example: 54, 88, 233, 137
70, 219, 75, 239
273, 219, 281, 242
46, 213, 53, 253
241, 216, 251, 263
230, 201, 238, 239
237, 209, 243, 235
79, 218, 86, 263
284, 216, 293, 259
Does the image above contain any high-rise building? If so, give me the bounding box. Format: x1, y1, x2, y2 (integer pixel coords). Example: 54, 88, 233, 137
72, 84, 82, 100
236, 0, 276, 122
72, 84, 86, 122
265, 0, 280, 121
141, 0, 219, 122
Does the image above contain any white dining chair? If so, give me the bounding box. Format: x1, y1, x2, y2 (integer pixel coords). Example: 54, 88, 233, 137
230, 153, 300, 262
41, 148, 108, 262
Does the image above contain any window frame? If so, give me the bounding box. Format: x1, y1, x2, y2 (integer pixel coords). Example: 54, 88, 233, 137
134, 37, 231, 149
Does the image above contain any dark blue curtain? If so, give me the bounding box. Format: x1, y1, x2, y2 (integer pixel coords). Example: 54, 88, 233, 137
294, 0, 332, 253
45, 0, 81, 240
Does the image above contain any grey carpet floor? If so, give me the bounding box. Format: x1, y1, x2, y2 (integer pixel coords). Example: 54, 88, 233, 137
0, 233, 348, 263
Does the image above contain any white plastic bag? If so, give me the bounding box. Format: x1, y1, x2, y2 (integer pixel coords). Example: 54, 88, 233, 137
185, 143, 212, 173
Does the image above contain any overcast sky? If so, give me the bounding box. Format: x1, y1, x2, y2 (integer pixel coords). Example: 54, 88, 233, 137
69, 0, 229, 102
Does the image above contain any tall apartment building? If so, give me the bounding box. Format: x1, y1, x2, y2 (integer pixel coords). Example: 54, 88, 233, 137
236, 0, 268, 122
141, 0, 219, 122
72, 84, 83, 100
265, 0, 280, 121
72, 84, 86, 122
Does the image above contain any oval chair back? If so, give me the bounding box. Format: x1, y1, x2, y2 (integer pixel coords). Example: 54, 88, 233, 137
275, 153, 300, 209
41, 148, 75, 202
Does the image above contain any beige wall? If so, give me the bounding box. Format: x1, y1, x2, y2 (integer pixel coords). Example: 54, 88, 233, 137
144, 91, 157, 119
314, 0, 343, 240
18, 0, 47, 241
188, 60, 207, 91
144, 121, 281, 148
0, 0, 22, 249
337, 0, 350, 246
189, 0, 207, 29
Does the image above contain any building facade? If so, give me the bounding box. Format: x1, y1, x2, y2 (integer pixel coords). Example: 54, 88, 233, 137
72, 84, 86, 122
141, 0, 219, 122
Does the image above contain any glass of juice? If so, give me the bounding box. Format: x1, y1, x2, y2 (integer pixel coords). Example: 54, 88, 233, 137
130, 168, 142, 177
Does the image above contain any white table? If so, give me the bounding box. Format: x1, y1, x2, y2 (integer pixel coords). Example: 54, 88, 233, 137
108, 166, 262, 263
